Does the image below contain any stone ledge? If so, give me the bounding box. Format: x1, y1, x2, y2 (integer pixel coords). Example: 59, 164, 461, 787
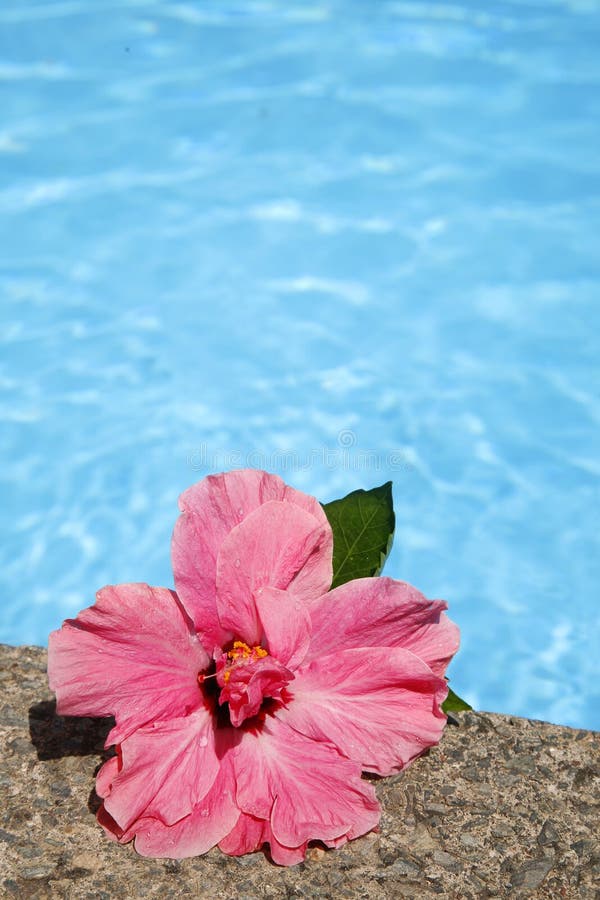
1, 643, 598, 899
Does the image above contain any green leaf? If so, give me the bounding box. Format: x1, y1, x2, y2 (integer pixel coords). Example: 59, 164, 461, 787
442, 687, 473, 713
322, 482, 395, 589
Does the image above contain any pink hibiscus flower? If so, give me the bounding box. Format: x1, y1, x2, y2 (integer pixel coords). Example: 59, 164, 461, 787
48, 469, 459, 865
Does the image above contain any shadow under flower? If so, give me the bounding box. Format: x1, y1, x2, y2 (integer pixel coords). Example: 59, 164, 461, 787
28, 699, 114, 762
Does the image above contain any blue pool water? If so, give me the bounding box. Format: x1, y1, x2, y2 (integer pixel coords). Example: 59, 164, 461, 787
1, 1, 599, 729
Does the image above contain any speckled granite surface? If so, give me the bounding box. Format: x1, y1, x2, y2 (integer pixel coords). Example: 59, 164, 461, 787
1, 644, 598, 899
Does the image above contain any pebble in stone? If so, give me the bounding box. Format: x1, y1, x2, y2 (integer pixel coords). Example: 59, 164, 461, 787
509, 856, 554, 891
537, 819, 560, 847
431, 849, 462, 872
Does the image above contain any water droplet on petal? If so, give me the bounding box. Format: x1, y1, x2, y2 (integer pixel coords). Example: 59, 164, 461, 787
198, 735, 208, 747
238, 507, 243, 516
234, 558, 240, 568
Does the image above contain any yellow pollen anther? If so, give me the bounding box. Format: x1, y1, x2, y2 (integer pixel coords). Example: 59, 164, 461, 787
227, 641, 268, 662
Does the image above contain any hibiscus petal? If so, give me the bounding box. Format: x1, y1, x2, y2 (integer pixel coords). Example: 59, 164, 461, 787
254, 586, 311, 669
280, 646, 448, 775
96, 805, 123, 843
172, 469, 331, 648
218, 812, 267, 856
216, 501, 332, 644
48, 584, 210, 744
96, 754, 120, 799
126, 754, 239, 859
218, 813, 307, 866
268, 835, 308, 867
306, 577, 460, 676
103, 708, 219, 830
232, 719, 380, 848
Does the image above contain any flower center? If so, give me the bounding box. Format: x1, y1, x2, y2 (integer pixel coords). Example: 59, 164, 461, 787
207, 639, 293, 728
222, 640, 268, 683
